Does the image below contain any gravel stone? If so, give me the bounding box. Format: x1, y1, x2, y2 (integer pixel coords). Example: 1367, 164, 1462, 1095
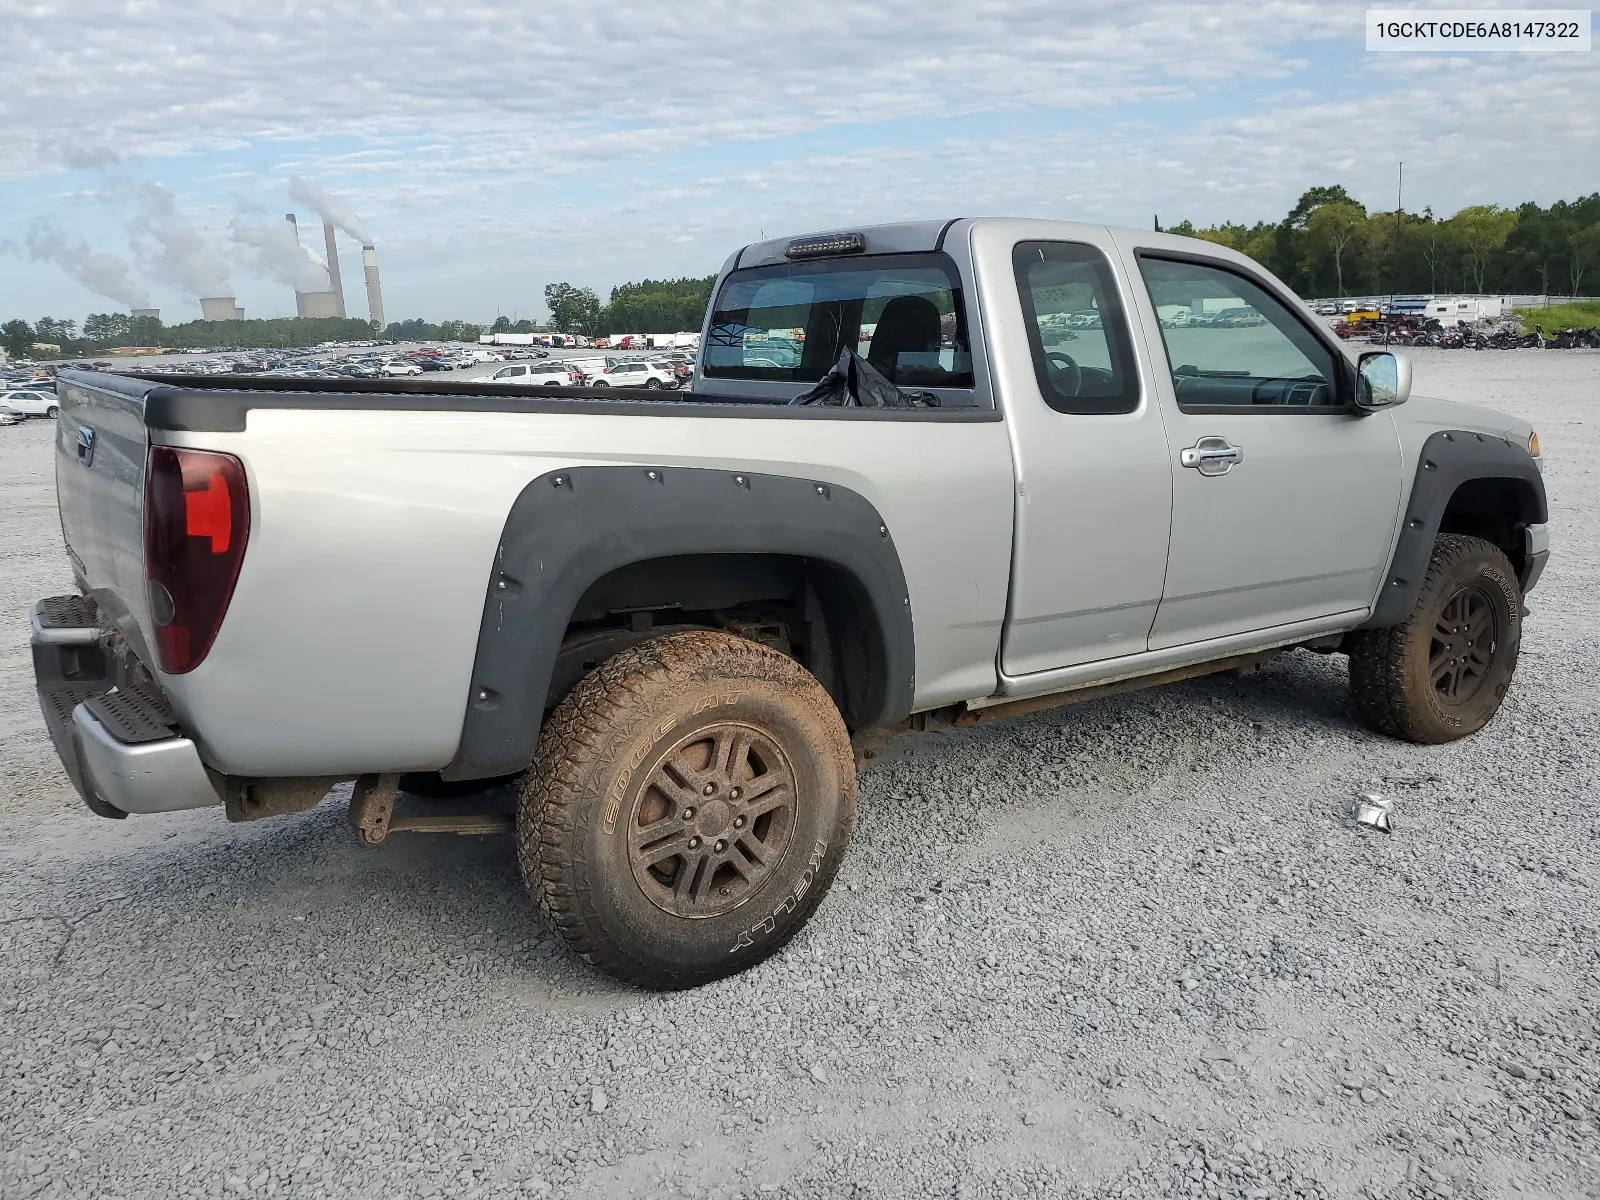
2, 349, 1598, 1199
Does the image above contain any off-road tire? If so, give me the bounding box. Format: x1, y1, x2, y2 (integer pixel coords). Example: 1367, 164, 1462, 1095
1347, 534, 1521, 744
518, 630, 855, 989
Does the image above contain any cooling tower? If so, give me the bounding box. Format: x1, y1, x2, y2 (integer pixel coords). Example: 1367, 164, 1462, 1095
323, 222, 347, 318
361, 245, 385, 331
131, 308, 160, 320
295, 291, 340, 319
200, 296, 240, 322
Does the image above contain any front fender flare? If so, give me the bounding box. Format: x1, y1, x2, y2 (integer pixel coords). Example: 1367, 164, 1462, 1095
1362, 429, 1547, 630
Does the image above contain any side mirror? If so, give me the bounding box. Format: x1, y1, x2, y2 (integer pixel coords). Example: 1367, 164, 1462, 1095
1355, 351, 1410, 410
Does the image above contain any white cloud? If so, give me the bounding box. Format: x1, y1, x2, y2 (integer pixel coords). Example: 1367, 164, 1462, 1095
0, 0, 1351, 180
0, 0, 1591, 319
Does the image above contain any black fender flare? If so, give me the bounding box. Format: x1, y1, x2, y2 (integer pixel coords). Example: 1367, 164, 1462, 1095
442, 466, 914, 780
1362, 429, 1547, 629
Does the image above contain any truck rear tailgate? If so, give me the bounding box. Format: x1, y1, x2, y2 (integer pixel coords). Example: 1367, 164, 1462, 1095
53, 371, 156, 663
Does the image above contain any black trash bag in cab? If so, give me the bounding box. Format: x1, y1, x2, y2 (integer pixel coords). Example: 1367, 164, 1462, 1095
788, 348, 941, 409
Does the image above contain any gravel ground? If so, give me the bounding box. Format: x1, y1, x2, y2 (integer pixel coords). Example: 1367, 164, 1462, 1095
2, 350, 1598, 1200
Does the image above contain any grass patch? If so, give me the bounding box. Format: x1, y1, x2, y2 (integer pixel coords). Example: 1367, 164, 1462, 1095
1516, 301, 1600, 332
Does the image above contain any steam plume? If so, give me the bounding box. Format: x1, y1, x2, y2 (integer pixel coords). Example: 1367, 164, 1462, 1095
24, 223, 151, 309
230, 218, 332, 293
128, 183, 232, 298
287, 177, 372, 245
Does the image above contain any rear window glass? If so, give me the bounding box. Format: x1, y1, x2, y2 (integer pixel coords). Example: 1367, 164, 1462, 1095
704, 252, 973, 387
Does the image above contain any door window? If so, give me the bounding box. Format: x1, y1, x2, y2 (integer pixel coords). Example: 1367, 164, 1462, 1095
1137, 257, 1341, 409
1013, 242, 1140, 415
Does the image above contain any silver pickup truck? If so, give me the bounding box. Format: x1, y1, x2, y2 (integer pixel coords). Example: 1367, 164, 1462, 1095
33, 218, 1548, 989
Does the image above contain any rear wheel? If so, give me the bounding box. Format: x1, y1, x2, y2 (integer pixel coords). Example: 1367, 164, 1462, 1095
644, 378, 663, 389
47, 405, 60, 418
519, 630, 855, 989
1347, 534, 1521, 743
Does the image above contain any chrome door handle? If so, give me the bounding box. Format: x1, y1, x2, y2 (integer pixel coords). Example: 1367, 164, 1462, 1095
1180, 436, 1244, 476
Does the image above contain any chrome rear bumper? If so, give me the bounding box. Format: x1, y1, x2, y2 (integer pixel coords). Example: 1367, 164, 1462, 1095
31, 596, 223, 818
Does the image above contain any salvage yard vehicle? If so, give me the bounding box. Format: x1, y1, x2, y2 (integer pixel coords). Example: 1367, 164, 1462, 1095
486, 363, 580, 386
589, 360, 679, 388
33, 218, 1548, 989
1, 387, 60, 418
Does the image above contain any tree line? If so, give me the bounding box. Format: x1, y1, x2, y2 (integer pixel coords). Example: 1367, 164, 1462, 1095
2, 314, 391, 357
380, 319, 485, 343
1167, 186, 1600, 298
542, 277, 715, 337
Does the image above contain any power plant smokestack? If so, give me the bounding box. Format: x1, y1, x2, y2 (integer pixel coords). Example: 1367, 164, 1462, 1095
200, 297, 241, 322
295, 291, 340, 318
323, 222, 347, 318
282, 213, 339, 319
362, 245, 385, 332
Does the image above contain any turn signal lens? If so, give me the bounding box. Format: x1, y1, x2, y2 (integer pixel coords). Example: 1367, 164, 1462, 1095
1528, 431, 1540, 457
143, 446, 250, 674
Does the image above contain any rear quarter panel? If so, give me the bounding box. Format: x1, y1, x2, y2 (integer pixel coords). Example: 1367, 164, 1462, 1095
163, 406, 1014, 776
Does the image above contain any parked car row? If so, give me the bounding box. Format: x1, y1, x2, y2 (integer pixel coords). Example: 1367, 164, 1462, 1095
485, 356, 690, 388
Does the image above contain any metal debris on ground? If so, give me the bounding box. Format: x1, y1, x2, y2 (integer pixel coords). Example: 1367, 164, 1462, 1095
1351, 792, 1394, 833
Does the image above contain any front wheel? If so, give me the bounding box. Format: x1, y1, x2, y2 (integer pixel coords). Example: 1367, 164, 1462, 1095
47, 406, 60, 418
519, 630, 855, 989
1347, 534, 1522, 743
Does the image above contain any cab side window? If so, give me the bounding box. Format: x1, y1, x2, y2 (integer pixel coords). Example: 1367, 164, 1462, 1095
1013, 241, 1140, 415
1137, 256, 1341, 409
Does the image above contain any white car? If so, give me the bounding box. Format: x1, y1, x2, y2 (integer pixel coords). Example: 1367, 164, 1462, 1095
589, 361, 678, 389
486, 363, 581, 386
378, 361, 423, 377
1, 389, 60, 418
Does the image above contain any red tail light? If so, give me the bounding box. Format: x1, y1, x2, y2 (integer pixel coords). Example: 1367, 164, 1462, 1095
143, 446, 250, 674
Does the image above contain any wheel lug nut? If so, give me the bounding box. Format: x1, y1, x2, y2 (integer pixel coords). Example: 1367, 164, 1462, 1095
733, 816, 745, 829
688, 836, 701, 849
729, 787, 741, 800
682, 807, 695, 819
714, 840, 727, 853
703, 783, 716, 796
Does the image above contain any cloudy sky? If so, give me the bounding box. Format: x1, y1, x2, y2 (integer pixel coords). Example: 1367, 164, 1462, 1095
1, 0, 1594, 324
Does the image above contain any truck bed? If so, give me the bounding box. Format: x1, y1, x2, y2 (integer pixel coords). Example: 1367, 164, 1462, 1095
48, 368, 1016, 782
96, 371, 994, 435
